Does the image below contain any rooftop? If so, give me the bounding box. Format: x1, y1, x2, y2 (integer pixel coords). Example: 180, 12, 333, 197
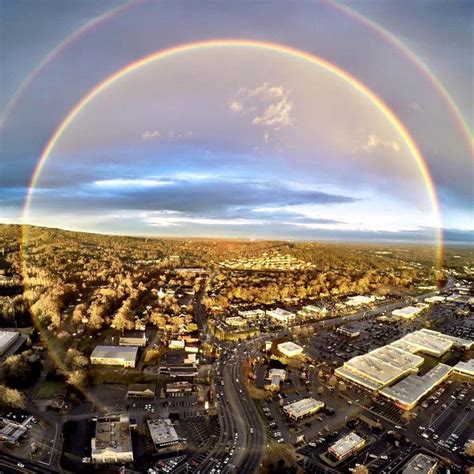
277, 341, 303, 353
453, 359, 474, 375
402, 453, 438, 474
91, 345, 138, 361
369, 345, 424, 371
92, 414, 132, 454
147, 418, 181, 446
329, 432, 365, 457
283, 398, 324, 416
400, 331, 452, 355
380, 363, 452, 407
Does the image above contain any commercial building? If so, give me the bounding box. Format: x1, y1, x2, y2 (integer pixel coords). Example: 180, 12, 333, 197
169, 340, 185, 350
0, 331, 20, 356
91, 414, 134, 464
283, 398, 324, 420
424, 296, 445, 304
126, 384, 156, 400
328, 432, 366, 461
395, 331, 453, 357
90, 345, 138, 368
266, 368, 286, 390
277, 341, 304, 358
392, 306, 424, 319
147, 418, 186, 453
418, 328, 473, 350
346, 295, 375, 307
119, 331, 147, 347
238, 309, 266, 320
402, 453, 438, 474
380, 363, 452, 410
0, 419, 27, 444
166, 381, 193, 396
225, 316, 247, 327
267, 308, 296, 325
297, 305, 328, 318
453, 359, 474, 378
336, 327, 360, 338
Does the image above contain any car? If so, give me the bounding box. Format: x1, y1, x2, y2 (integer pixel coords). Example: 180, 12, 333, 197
277, 438, 284, 443
422, 433, 429, 439
17, 463, 25, 468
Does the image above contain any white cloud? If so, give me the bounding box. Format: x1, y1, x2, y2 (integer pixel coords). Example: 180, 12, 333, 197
144, 211, 265, 227
358, 134, 401, 153
142, 130, 193, 141
229, 82, 294, 141
93, 178, 174, 188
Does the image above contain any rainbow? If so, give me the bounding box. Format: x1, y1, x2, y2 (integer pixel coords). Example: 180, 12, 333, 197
329, 0, 473, 154
0, 1, 136, 130
22, 39, 444, 265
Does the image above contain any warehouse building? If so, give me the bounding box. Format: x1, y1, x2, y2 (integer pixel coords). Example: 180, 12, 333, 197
402, 453, 438, 474
336, 327, 360, 338
346, 295, 375, 307
283, 398, 324, 420
277, 341, 303, 358
396, 331, 452, 357
418, 328, 473, 350
91, 414, 134, 464
380, 363, 452, 410
297, 305, 328, 318
392, 306, 424, 319
238, 309, 266, 319
453, 359, 474, 378
0, 331, 20, 356
328, 432, 366, 461
147, 418, 186, 453
424, 296, 445, 304
266, 308, 296, 325
90, 345, 138, 368
119, 331, 147, 347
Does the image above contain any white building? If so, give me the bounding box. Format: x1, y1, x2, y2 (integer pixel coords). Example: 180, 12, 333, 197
119, 331, 147, 347
0, 331, 20, 356
277, 341, 303, 358
453, 359, 474, 377
225, 316, 247, 327
297, 305, 328, 318
328, 432, 366, 461
392, 306, 424, 319
238, 309, 266, 320
424, 296, 445, 304
90, 345, 138, 368
283, 398, 324, 420
91, 414, 133, 464
266, 308, 296, 325
147, 418, 185, 452
402, 453, 438, 474
169, 340, 185, 350
346, 295, 375, 307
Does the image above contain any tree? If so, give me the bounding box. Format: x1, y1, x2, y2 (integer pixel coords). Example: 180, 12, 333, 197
465, 440, 474, 458
353, 465, 369, 474
0, 384, 25, 409
328, 375, 338, 388
67, 369, 88, 389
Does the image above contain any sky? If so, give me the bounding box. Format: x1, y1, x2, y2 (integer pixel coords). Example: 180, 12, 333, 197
1, 0, 472, 243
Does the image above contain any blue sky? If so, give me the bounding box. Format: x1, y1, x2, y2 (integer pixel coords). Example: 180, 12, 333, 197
1, 0, 472, 242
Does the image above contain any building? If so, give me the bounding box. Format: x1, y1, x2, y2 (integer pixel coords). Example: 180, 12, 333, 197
418, 328, 473, 350
238, 309, 266, 320
126, 384, 156, 400
147, 418, 186, 453
267, 308, 296, 325
380, 363, 452, 410
266, 368, 286, 390
0, 418, 27, 444
453, 359, 474, 378
402, 453, 438, 474
0, 331, 20, 356
91, 414, 134, 464
395, 331, 453, 357
346, 295, 375, 307
336, 327, 360, 338
169, 340, 185, 350
328, 432, 366, 461
392, 306, 424, 319
166, 381, 193, 396
90, 345, 138, 368
225, 316, 247, 327
297, 305, 328, 318
283, 398, 324, 420
119, 331, 147, 347
424, 296, 445, 304
277, 341, 303, 358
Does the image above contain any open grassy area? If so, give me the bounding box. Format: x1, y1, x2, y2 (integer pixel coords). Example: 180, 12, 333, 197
35, 381, 65, 399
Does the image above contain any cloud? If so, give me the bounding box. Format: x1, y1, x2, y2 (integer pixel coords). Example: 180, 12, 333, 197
142, 130, 193, 141
144, 210, 265, 227
229, 82, 294, 142
93, 178, 175, 188
357, 134, 401, 153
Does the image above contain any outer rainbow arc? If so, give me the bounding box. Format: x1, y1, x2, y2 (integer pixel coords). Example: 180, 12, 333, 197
328, 0, 473, 154
22, 38, 444, 268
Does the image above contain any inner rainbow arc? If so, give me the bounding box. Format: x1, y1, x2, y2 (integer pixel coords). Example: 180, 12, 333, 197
22, 38, 444, 268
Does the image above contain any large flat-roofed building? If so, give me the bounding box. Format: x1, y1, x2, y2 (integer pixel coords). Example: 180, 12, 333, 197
90, 345, 138, 368
380, 363, 452, 410
297, 305, 328, 318
0, 331, 20, 356
267, 308, 295, 325
398, 331, 452, 357
402, 453, 438, 474
453, 359, 474, 378
119, 331, 147, 347
335, 353, 413, 390
238, 309, 266, 320
424, 296, 445, 304
328, 432, 366, 461
126, 384, 156, 400
392, 306, 424, 319
277, 341, 303, 358
336, 327, 360, 338
418, 328, 473, 350
368, 345, 424, 371
346, 295, 375, 307
91, 414, 133, 464
283, 398, 324, 420
166, 381, 193, 396
147, 418, 186, 453
225, 316, 247, 327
